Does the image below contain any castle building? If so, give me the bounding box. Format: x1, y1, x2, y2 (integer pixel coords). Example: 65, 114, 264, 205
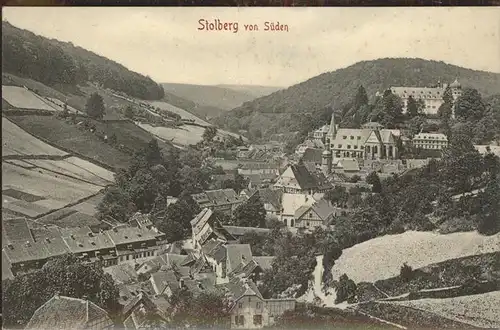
386, 79, 462, 116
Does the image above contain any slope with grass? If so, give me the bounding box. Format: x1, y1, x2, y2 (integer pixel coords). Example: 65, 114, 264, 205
388, 291, 500, 329
2, 118, 69, 158
216, 84, 283, 98
2, 85, 58, 111
215, 58, 500, 140
330, 231, 500, 284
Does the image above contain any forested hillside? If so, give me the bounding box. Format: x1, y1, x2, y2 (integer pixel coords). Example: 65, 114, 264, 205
214, 58, 500, 141
2, 21, 164, 100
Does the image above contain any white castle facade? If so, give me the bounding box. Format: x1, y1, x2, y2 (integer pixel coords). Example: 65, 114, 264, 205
377, 79, 463, 116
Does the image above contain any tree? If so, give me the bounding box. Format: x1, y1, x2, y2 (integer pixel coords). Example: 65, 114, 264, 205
239, 231, 269, 256
124, 105, 135, 119
408, 115, 426, 137
2, 254, 120, 328
153, 198, 198, 242
400, 263, 414, 282
232, 194, 267, 227
441, 134, 485, 192
454, 88, 487, 122
366, 171, 382, 193
406, 96, 419, 118
476, 179, 500, 235
97, 186, 136, 222
325, 186, 348, 208
335, 274, 357, 304
203, 126, 218, 143
85, 92, 105, 119
168, 289, 230, 328
354, 85, 369, 109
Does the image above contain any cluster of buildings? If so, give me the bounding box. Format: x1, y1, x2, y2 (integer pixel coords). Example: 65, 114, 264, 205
2, 213, 166, 279
19, 205, 296, 330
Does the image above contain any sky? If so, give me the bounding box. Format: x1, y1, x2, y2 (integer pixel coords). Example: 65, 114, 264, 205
3, 7, 500, 87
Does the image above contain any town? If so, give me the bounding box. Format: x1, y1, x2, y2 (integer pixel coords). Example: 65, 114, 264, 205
2, 8, 500, 330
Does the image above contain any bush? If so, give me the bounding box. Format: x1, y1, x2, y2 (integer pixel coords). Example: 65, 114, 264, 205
335, 274, 357, 304
400, 263, 414, 282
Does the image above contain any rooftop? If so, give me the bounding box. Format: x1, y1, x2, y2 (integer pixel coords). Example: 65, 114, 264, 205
25, 295, 111, 330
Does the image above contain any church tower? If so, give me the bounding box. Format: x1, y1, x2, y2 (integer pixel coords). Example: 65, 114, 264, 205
322, 149, 332, 175
326, 112, 337, 150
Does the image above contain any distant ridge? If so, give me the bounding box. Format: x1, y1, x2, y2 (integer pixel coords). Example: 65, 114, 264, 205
214, 58, 500, 140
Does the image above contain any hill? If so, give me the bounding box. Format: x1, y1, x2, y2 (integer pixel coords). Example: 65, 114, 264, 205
214, 58, 500, 140
160, 83, 280, 121
2, 21, 164, 100
215, 84, 283, 98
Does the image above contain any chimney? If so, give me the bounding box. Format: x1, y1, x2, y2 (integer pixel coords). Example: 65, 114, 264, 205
82, 295, 88, 301
7, 243, 14, 250
88, 232, 94, 237
25, 241, 31, 247
70, 234, 75, 240
45, 238, 51, 243
179, 278, 185, 289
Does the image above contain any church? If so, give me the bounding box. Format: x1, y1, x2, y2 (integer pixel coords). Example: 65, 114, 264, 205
324, 114, 400, 161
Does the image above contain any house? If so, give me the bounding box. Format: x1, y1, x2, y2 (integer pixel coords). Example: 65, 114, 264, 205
244, 173, 278, 189
294, 199, 337, 229
412, 132, 448, 150
60, 227, 116, 265
191, 189, 246, 216
474, 145, 500, 157
240, 188, 283, 219
281, 193, 321, 227
204, 243, 253, 284
222, 226, 271, 240
104, 263, 139, 285
223, 278, 296, 329
238, 162, 280, 176
300, 148, 324, 169
122, 292, 169, 329
190, 208, 236, 249
150, 270, 181, 296
106, 226, 162, 264
333, 158, 361, 177
25, 294, 114, 330
136, 253, 187, 276
274, 164, 332, 194
128, 212, 153, 229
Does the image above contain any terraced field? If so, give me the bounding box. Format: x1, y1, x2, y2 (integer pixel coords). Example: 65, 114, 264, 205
389, 291, 500, 329
2, 85, 57, 111
149, 100, 209, 126
2, 118, 69, 158
2, 159, 112, 218
7, 115, 133, 169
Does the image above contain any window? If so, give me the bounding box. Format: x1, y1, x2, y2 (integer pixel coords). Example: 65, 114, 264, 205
350, 136, 354, 140
309, 212, 313, 218
256, 302, 261, 309
354, 145, 358, 149
236, 315, 245, 326
347, 145, 351, 149
253, 315, 263, 326
343, 136, 347, 139
338, 144, 342, 149
238, 302, 243, 309
357, 136, 361, 140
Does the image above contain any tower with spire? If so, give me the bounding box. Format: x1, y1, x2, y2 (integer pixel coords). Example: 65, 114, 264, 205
325, 111, 337, 150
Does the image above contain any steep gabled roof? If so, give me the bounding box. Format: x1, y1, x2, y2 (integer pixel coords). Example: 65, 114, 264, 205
104, 263, 138, 285
25, 295, 111, 330
253, 256, 275, 271
301, 148, 323, 164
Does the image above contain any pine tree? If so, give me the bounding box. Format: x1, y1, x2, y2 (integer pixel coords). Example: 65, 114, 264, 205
85, 92, 105, 119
